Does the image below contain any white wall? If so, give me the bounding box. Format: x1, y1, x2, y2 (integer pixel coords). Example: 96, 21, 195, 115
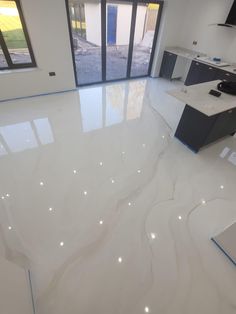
151, 0, 188, 77
0, 0, 76, 102
85, 3, 101, 46
0, 258, 33, 314
178, 0, 236, 63
134, 5, 147, 44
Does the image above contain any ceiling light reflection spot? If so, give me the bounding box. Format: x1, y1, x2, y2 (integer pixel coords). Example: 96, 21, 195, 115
49, 207, 53, 212
73, 170, 77, 174
128, 202, 132, 206
137, 169, 141, 174
99, 220, 103, 225
220, 185, 224, 190
142, 143, 146, 148
83, 191, 88, 196
162, 135, 165, 139
6, 193, 10, 197
178, 216, 182, 220
118, 257, 123, 263
99, 162, 103, 166
40, 182, 44, 186
122, 151, 125, 155
60, 242, 64, 247
8, 226, 12, 230
145, 307, 150, 313
201, 199, 206, 205
111, 179, 115, 184
1, 196, 5, 200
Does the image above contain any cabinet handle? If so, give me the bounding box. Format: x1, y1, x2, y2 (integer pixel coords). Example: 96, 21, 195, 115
228, 110, 233, 114
195, 62, 199, 66
226, 73, 230, 76
209, 67, 213, 70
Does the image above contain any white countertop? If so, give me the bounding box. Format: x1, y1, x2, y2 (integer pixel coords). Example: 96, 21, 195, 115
165, 47, 236, 75
168, 80, 236, 116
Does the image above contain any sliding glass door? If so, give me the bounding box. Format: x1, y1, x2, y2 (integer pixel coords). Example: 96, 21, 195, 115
67, 0, 163, 86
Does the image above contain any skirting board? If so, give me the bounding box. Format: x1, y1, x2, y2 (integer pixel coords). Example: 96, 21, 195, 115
211, 222, 236, 266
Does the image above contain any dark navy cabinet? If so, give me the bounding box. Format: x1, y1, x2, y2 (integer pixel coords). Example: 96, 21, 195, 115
160, 51, 177, 79
185, 61, 218, 86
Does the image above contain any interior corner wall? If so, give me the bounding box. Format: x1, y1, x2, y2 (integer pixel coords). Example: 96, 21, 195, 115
178, 0, 236, 63
151, 0, 188, 77
0, 0, 76, 102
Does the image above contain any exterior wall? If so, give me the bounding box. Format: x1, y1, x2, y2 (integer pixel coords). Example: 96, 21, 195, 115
133, 5, 147, 44
85, 3, 101, 46
84, 3, 146, 46
116, 4, 132, 45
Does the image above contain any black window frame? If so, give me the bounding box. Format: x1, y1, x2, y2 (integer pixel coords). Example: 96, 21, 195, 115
0, 0, 36, 70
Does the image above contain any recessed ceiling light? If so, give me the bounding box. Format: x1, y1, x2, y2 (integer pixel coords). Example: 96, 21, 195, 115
99, 162, 103, 166
49, 207, 53, 211
99, 220, 103, 225
178, 216, 182, 220
220, 185, 224, 190
73, 170, 77, 174
128, 202, 132, 206
83, 191, 88, 196
142, 143, 146, 148
1, 196, 5, 200
118, 257, 123, 263
111, 178, 115, 184
8, 226, 12, 230
40, 182, 44, 186
201, 199, 206, 205
137, 169, 141, 174
150, 233, 156, 240
144, 307, 150, 313
6, 193, 10, 197
60, 242, 64, 247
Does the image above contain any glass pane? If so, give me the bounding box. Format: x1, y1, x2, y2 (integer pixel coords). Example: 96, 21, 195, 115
130, 3, 159, 77
69, 0, 102, 85
0, 0, 32, 64
106, 2, 132, 81
0, 47, 7, 67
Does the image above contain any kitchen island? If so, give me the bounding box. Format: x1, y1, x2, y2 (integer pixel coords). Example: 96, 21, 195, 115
169, 80, 236, 152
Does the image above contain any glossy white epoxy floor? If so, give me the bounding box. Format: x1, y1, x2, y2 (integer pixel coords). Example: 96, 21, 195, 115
0, 78, 236, 314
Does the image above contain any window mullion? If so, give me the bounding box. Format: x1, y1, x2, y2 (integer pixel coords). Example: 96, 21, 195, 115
0, 30, 14, 68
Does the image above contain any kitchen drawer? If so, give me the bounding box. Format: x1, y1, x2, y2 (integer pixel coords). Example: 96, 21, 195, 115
216, 69, 236, 82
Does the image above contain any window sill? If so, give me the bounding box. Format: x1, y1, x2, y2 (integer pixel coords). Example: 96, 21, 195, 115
0, 67, 39, 75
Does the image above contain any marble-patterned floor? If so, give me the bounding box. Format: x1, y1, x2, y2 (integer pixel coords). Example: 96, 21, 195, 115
0, 78, 236, 314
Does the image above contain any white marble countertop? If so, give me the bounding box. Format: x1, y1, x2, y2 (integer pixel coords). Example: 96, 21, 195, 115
165, 47, 236, 75
168, 80, 236, 116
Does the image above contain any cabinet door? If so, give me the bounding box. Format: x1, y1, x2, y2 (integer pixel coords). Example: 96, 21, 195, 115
185, 61, 202, 86
204, 109, 236, 145
199, 63, 217, 83
160, 51, 177, 79
215, 69, 236, 82
185, 61, 218, 86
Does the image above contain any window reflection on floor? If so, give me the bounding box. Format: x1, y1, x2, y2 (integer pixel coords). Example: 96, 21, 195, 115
79, 80, 146, 132
0, 118, 54, 156
106, 84, 125, 126
80, 87, 103, 132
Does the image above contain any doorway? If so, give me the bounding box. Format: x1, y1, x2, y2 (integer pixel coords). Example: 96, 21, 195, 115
66, 0, 163, 86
